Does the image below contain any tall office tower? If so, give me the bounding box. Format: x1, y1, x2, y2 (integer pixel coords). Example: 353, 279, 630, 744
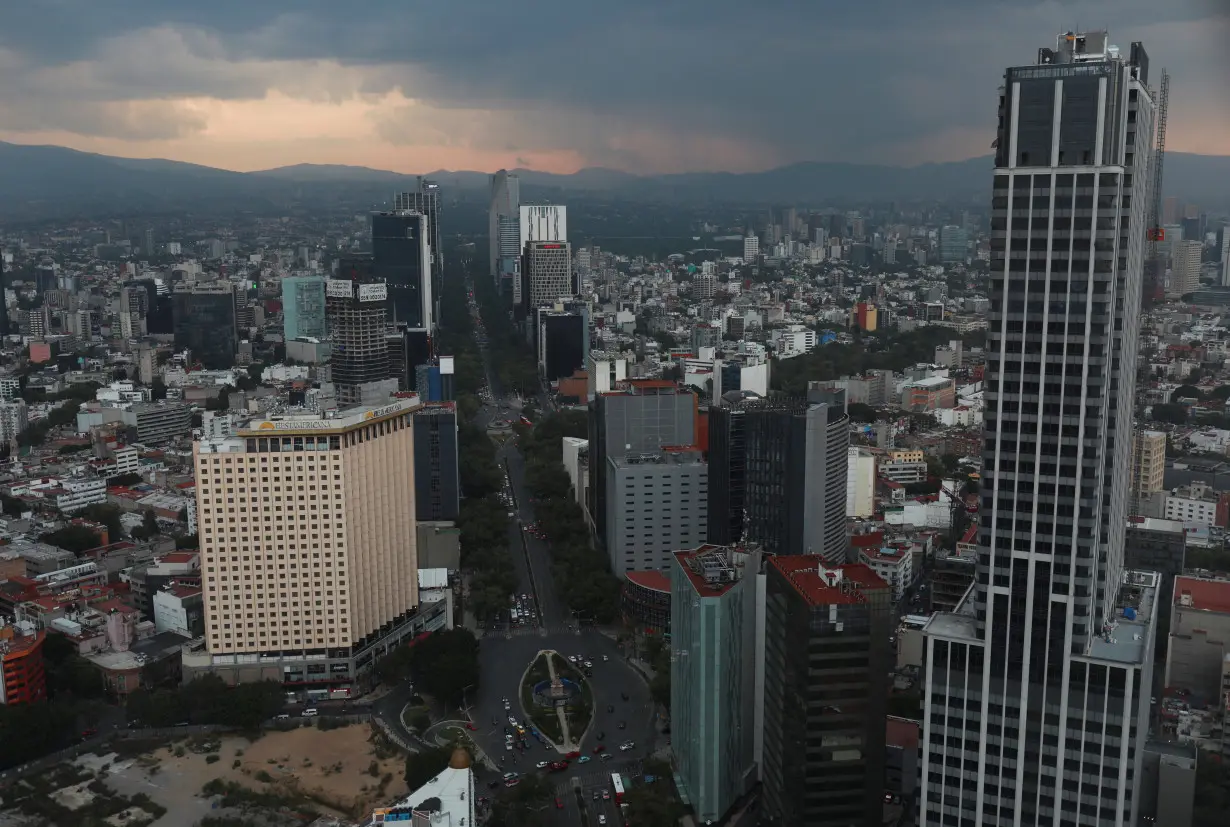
1161, 195, 1179, 227
605, 447, 708, 574
939, 224, 970, 263
536, 309, 586, 382
172, 282, 238, 369
1129, 428, 1166, 515
919, 31, 1158, 827
1220, 226, 1230, 287
520, 241, 574, 312
671, 545, 762, 823
589, 381, 696, 546
134, 278, 173, 334
0, 256, 9, 338
709, 390, 850, 559
327, 256, 398, 407
119, 285, 148, 339
371, 210, 432, 333
489, 170, 521, 283
691, 322, 721, 354
707, 405, 747, 546
192, 398, 421, 689
395, 179, 442, 327
412, 403, 460, 522
519, 204, 567, 249
282, 276, 327, 340
1169, 239, 1202, 296
743, 235, 760, 262
761, 558, 892, 826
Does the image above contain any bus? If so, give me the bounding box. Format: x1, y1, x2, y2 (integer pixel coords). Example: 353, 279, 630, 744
610, 773, 625, 803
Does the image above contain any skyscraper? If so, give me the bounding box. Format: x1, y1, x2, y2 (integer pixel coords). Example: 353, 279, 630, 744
395, 179, 442, 327
327, 256, 398, 407
172, 282, 238, 369
939, 224, 970, 263
489, 170, 520, 297
709, 391, 850, 560
192, 398, 421, 689
520, 241, 574, 312
412, 403, 460, 523
282, 276, 327, 341
761, 557, 892, 826
371, 210, 433, 333
919, 31, 1158, 827
0, 256, 9, 338
1169, 239, 1202, 296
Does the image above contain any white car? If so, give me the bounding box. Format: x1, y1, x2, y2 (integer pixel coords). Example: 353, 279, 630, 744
568, 655, 577, 663
602, 655, 609, 662
503, 772, 518, 780
536, 761, 548, 769
508, 717, 518, 727
505, 743, 513, 751
619, 741, 635, 751
598, 817, 607, 825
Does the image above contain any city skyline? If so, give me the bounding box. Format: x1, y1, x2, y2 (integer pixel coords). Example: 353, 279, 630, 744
0, 1, 1225, 174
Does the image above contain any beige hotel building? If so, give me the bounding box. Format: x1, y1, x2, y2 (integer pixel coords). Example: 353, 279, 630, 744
186, 398, 440, 692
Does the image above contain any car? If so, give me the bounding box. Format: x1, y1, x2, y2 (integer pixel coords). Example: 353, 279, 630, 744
567, 655, 577, 662
302, 708, 319, 718
584, 661, 593, 669
618, 721, 626, 730
620, 741, 635, 751
598, 817, 607, 825
505, 779, 520, 788
600, 753, 613, 761
508, 717, 518, 727
505, 743, 513, 751
593, 790, 601, 800
607, 704, 614, 713
503, 772, 518, 780
505, 734, 514, 742
602, 790, 611, 801
549, 760, 569, 771
578, 755, 591, 764
555, 797, 564, 809
465, 722, 477, 731
274, 714, 290, 720
565, 750, 581, 759
536, 761, 549, 769
593, 745, 606, 753
602, 654, 610, 662
81, 727, 98, 739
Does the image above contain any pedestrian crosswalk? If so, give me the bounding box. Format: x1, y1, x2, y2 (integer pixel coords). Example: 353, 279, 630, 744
482, 624, 579, 639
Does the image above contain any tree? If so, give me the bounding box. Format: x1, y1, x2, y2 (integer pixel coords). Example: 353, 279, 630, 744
488, 773, 553, 827
1172, 385, 1203, 402
176, 533, 199, 550
847, 402, 877, 423
0, 493, 26, 517
81, 503, 124, 540
1150, 402, 1188, 425
42, 524, 102, 553
108, 472, 143, 487
623, 784, 686, 827
404, 746, 452, 791
408, 629, 480, 708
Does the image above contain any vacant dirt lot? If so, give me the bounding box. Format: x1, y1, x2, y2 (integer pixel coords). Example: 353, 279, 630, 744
102, 723, 409, 825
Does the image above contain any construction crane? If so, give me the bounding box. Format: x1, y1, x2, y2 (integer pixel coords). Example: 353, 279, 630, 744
1144, 69, 1171, 304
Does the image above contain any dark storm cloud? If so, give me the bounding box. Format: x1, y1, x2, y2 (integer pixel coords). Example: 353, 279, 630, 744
0, 0, 1224, 164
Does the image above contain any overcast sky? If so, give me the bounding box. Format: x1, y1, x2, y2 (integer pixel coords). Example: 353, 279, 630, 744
0, 1, 1225, 174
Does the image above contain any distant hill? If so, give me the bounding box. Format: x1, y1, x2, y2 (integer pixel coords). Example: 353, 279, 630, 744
0, 139, 1226, 220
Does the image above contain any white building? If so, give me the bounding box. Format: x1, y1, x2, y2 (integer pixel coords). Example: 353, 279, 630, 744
858, 546, 913, 604
113, 445, 139, 475
153, 584, 202, 638
0, 399, 28, 443
770, 325, 818, 358
1164, 483, 1224, 527
743, 235, 760, 261
712, 356, 770, 399
846, 447, 876, 518
586, 351, 627, 401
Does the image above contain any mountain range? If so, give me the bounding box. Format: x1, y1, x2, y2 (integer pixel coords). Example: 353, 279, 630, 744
1, 139, 1227, 220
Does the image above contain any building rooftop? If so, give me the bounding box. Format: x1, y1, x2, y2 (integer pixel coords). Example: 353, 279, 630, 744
85, 629, 190, 672
200, 397, 421, 450
610, 448, 704, 469
769, 557, 889, 606
861, 546, 913, 565
374, 748, 475, 826
674, 545, 749, 598
1174, 575, 1230, 614
625, 570, 671, 594
1086, 570, 1160, 666
886, 717, 920, 751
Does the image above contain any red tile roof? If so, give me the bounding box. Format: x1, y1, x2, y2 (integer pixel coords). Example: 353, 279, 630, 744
1174, 576, 1230, 614
769, 558, 889, 606
624, 570, 671, 594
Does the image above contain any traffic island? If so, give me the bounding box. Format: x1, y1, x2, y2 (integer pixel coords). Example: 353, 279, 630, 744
518, 650, 593, 749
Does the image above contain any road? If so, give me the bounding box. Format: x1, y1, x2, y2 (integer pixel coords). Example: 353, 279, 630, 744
466, 288, 660, 825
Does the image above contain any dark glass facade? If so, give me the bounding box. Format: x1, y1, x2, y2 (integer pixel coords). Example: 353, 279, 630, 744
539, 313, 585, 381
413, 405, 459, 522
172, 283, 238, 369
372, 211, 430, 331
706, 406, 746, 546
762, 558, 892, 826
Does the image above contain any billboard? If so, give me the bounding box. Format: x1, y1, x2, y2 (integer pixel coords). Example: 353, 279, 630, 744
357, 283, 388, 302
326, 280, 353, 299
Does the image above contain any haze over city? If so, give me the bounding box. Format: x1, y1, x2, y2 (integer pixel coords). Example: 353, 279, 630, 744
0, 0, 1227, 174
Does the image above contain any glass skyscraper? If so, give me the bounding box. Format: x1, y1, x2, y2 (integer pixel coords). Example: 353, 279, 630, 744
281, 276, 327, 341
372, 211, 432, 332
919, 32, 1159, 827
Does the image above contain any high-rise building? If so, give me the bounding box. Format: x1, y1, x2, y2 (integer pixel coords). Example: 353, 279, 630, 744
0, 256, 8, 338
520, 241, 573, 312
1219, 226, 1230, 287
589, 381, 696, 545
327, 256, 398, 407
691, 323, 721, 355
1130, 429, 1166, 515
919, 31, 1158, 827
606, 448, 709, 574
133, 278, 173, 334
0, 624, 47, 705
743, 235, 760, 262
192, 399, 421, 689
395, 179, 442, 328
371, 211, 432, 332
172, 282, 238, 369
519, 204, 567, 249
671, 545, 761, 823
282, 276, 327, 341
412, 403, 460, 523
761, 558, 892, 826
0, 399, 29, 445
939, 224, 969, 263
536, 309, 586, 382
709, 391, 850, 559
489, 170, 520, 284
1161, 195, 1179, 227
1170, 239, 1203, 296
